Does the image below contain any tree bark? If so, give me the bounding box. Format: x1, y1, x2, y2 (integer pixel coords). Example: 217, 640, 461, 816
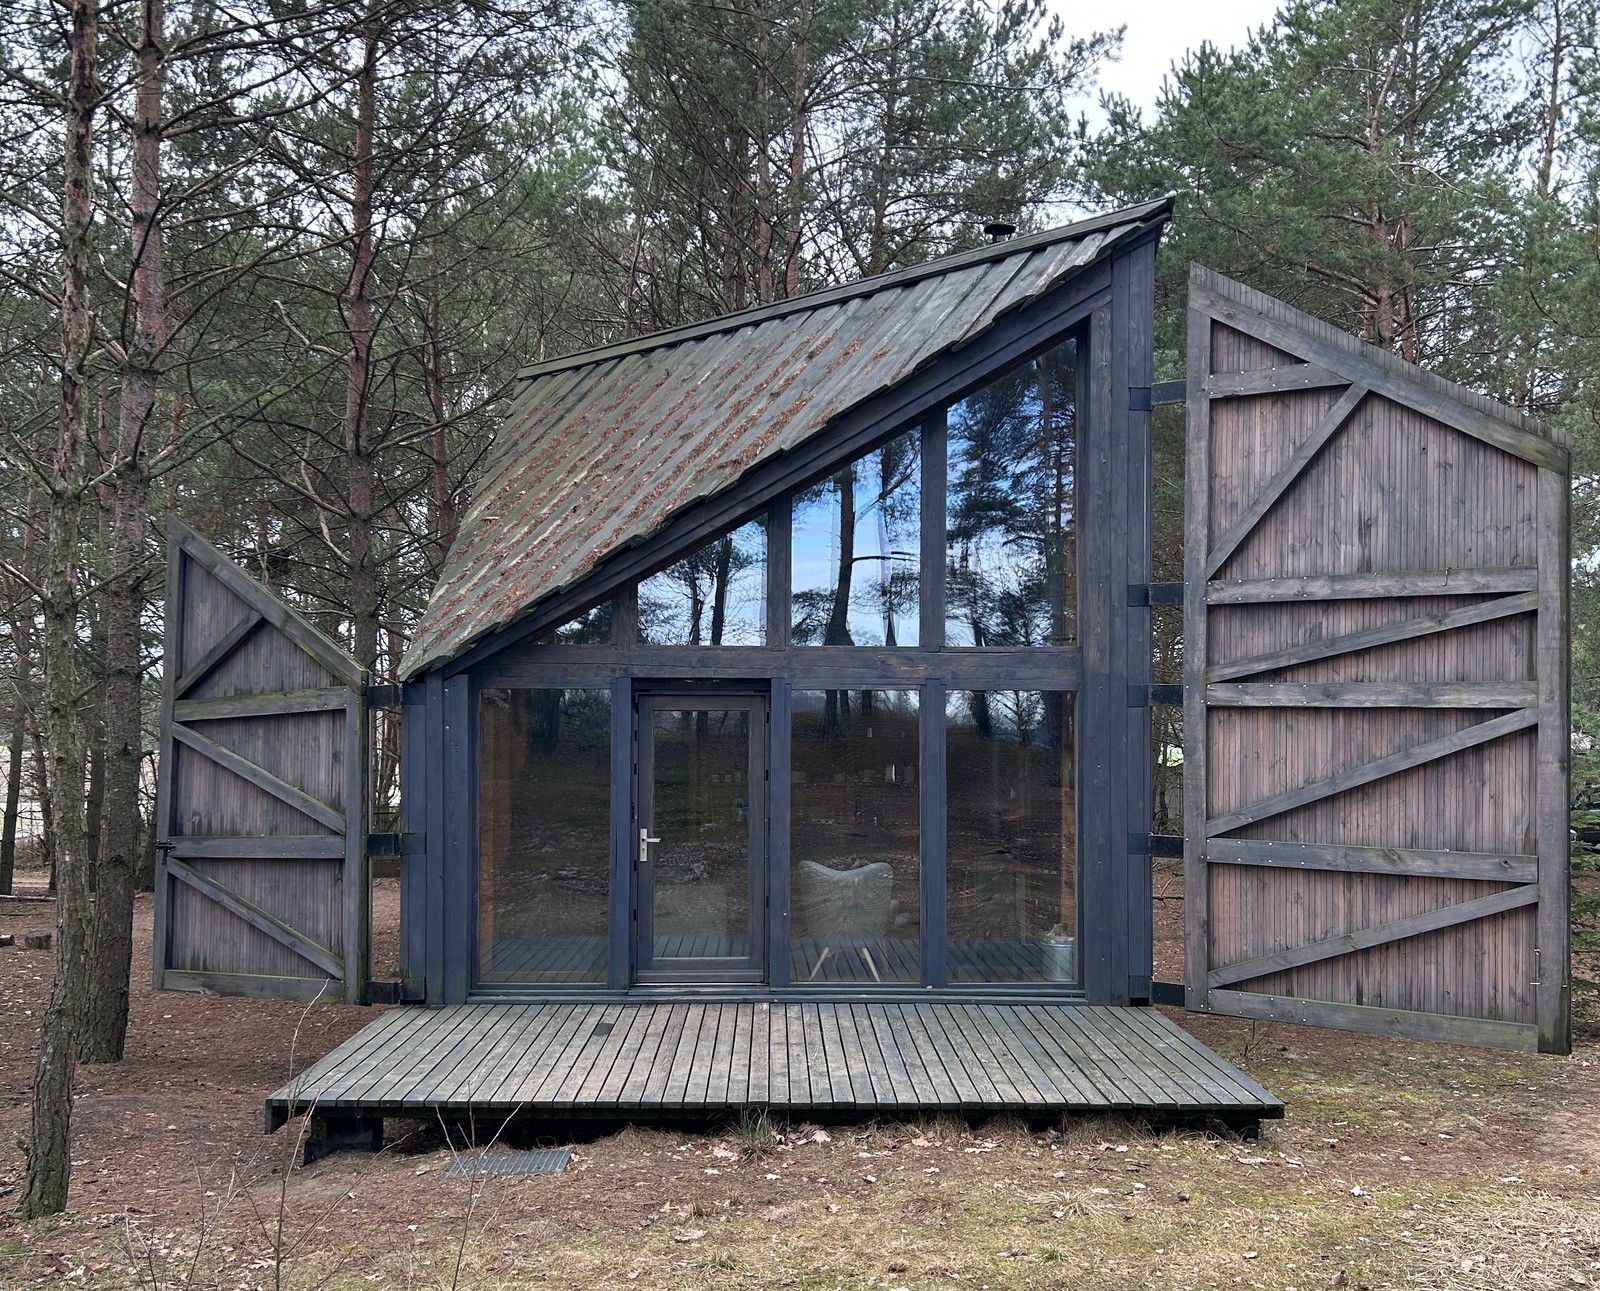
424, 240, 456, 558
22, 0, 98, 1220
1, 708, 21, 895
345, 19, 380, 671
782, 0, 808, 298
85, 0, 165, 1065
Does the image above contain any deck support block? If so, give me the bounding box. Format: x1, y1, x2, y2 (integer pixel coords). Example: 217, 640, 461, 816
304, 1114, 384, 1164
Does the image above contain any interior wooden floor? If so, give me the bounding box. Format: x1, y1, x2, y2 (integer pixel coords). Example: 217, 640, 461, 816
480, 935, 1074, 984
266, 1001, 1282, 1135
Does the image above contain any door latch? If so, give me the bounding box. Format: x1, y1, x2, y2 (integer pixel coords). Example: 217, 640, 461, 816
638, 827, 661, 865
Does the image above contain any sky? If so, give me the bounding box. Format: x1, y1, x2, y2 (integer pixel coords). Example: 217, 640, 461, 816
1050, 0, 1286, 119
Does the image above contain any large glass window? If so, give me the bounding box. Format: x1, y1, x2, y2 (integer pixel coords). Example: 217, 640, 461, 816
792, 430, 920, 646
947, 338, 1079, 647
478, 688, 611, 984
638, 519, 767, 646
789, 688, 919, 982
530, 602, 613, 645
946, 689, 1076, 983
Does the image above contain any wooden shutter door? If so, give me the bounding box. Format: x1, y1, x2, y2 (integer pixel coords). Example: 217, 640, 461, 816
1183, 267, 1570, 1054
155, 519, 370, 1002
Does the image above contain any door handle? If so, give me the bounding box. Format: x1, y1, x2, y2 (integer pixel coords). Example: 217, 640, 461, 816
638, 827, 661, 865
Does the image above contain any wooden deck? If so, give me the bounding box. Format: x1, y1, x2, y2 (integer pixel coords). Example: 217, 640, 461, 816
266, 1003, 1282, 1133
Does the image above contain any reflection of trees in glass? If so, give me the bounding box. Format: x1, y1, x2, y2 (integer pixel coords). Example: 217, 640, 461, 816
947, 340, 1077, 648
791, 429, 920, 648
639, 519, 766, 645
945, 688, 1076, 975
532, 601, 613, 645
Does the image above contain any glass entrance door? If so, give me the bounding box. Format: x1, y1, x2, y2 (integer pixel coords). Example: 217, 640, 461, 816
634, 693, 766, 982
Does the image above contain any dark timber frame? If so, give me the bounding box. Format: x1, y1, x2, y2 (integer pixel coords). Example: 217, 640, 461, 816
397, 233, 1160, 1008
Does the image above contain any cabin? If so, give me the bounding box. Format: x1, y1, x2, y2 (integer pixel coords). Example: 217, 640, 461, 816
153, 198, 1571, 1152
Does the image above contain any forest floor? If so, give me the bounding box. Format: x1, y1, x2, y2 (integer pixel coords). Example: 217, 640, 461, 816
0, 878, 1597, 1291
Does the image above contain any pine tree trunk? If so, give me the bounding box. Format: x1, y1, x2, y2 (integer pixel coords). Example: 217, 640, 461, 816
1, 709, 21, 895
782, 0, 808, 298
424, 241, 456, 557
346, 19, 379, 671
84, 0, 164, 1065
22, 0, 98, 1219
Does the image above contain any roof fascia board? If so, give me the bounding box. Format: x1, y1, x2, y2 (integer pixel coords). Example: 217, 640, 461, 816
436, 258, 1118, 679
513, 199, 1173, 385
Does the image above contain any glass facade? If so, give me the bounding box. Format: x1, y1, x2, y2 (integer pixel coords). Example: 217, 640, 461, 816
477, 688, 611, 983
947, 338, 1078, 647
946, 690, 1077, 983
530, 601, 613, 645
791, 429, 920, 647
638, 519, 767, 646
472, 339, 1095, 995
789, 689, 920, 983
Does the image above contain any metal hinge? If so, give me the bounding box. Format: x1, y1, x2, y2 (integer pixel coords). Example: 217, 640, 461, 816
1129, 386, 1152, 411
1128, 833, 1184, 858
1151, 380, 1186, 406
1128, 582, 1183, 607
1127, 684, 1183, 708
366, 684, 403, 708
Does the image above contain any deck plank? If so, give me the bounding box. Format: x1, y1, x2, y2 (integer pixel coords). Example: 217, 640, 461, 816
511, 1004, 607, 1105
658, 1003, 710, 1107
617, 1003, 680, 1108
892, 1004, 963, 1105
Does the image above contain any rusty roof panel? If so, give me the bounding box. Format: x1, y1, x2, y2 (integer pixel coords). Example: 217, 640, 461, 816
399, 200, 1170, 678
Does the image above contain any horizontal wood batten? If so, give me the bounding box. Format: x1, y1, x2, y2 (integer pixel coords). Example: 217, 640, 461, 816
162, 969, 339, 1002
166, 836, 343, 859
1204, 364, 1346, 398
167, 857, 345, 977
1206, 592, 1540, 682
1206, 568, 1539, 605
1204, 682, 1536, 708
1205, 707, 1538, 836
170, 723, 345, 833
1201, 990, 1539, 1052
1206, 839, 1537, 882
1207, 884, 1538, 989
174, 688, 351, 721
478, 649, 1086, 691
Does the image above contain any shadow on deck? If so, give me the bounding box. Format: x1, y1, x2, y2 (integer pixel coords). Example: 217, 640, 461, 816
266, 1002, 1282, 1154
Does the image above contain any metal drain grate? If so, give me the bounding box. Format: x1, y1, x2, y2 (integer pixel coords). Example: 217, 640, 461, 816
442, 1148, 572, 1180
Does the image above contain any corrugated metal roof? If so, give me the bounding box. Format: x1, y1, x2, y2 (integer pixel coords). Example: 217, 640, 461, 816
399, 199, 1171, 678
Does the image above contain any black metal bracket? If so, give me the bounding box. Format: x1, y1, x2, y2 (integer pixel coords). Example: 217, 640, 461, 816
366, 684, 403, 708
1128, 582, 1183, 607
1127, 684, 1183, 708
1151, 379, 1186, 406
1128, 386, 1152, 411
1128, 833, 1184, 858
1149, 981, 1185, 1006
364, 979, 403, 1005
367, 831, 424, 856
